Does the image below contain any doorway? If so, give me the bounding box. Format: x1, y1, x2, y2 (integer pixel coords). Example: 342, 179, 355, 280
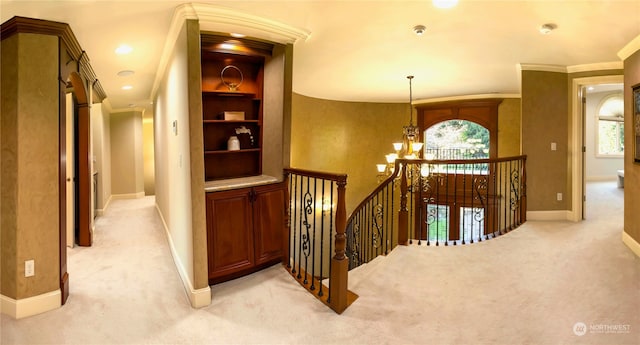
59, 71, 92, 304
571, 75, 624, 221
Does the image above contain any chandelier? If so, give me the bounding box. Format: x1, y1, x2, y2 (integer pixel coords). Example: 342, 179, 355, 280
376, 76, 424, 178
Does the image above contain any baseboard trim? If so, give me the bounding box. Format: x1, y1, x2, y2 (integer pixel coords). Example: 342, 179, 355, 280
622, 231, 640, 258
585, 176, 617, 182
526, 210, 571, 221
96, 195, 112, 216
154, 204, 211, 308
111, 192, 145, 200
1, 290, 61, 319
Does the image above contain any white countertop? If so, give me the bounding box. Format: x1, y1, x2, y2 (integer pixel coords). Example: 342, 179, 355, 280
204, 175, 281, 192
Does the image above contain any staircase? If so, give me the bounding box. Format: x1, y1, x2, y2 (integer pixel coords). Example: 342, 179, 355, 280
283, 155, 527, 314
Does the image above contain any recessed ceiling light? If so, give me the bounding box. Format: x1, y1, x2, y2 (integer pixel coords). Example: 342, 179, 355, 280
539, 23, 557, 34
121, 85, 133, 90
220, 43, 236, 50
230, 33, 246, 38
117, 70, 135, 77
115, 44, 133, 55
432, 0, 458, 9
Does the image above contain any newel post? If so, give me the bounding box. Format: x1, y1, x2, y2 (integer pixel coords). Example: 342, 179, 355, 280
398, 162, 409, 246
329, 176, 348, 313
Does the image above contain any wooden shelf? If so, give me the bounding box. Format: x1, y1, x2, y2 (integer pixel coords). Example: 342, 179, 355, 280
203, 120, 259, 124
201, 33, 265, 181
205, 148, 261, 155
202, 90, 256, 97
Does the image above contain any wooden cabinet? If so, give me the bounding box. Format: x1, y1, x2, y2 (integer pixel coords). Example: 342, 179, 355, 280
206, 182, 286, 284
201, 34, 272, 181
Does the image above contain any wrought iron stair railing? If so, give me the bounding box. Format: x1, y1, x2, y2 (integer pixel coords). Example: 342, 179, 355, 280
283, 156, 526, 314
346, 156, 527, 271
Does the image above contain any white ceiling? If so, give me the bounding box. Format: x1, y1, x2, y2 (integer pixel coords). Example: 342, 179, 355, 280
2, 1, 639, 116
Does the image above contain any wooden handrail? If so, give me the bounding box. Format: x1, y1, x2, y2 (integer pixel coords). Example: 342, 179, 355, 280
283, 167, 355, 314
284, 167, 347, 182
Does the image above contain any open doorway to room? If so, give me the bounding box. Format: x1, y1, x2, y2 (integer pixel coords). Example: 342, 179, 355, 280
572, 76, 624, 221
584, 83, 624, 220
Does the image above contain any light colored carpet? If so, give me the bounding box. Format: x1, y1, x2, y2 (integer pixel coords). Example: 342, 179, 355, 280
1, 181, 638, 344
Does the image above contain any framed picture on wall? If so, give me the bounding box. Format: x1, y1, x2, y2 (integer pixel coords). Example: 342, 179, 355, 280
635, 85, 640, 163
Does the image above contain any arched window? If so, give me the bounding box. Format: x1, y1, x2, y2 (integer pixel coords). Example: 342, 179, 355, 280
417, 99, 501, 159
424, 119, 490, 160
596, 94, 624, 156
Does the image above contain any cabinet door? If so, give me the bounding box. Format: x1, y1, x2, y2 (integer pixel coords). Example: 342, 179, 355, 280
253, 183, 286, 265
206, 189, 254, 280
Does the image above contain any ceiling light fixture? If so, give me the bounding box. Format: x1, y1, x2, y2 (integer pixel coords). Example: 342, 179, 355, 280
539, 23, 557, 34
117, 70, 135, 77
413, 25, 426, 36
377, 76, 423, 177
121, 85, 133, 90
432, 0, 458, 9
230, 33, 246, 38
115, 44, 133, 55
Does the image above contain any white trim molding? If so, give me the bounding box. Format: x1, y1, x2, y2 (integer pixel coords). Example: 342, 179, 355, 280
622, 231, 640, 258
413, 93, 520, 105
1, 290, 61, 319
111, 192, 145, 200
519, 62, 622, 74
526, 210, 571, 221
618, 34, 640, 60
155, 204, 211, 308
190, 3, 310, 44
151, 2, 310, 100
567, 62, 623, 73
519, 64, 568, 73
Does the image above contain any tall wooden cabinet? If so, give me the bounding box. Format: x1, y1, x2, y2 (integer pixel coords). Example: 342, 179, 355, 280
201, 33, 288, 285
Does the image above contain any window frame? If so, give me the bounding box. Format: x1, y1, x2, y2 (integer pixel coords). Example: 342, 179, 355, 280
595, 93, 624, 158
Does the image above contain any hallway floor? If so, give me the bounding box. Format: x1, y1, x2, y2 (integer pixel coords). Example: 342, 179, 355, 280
1, 181, 638, 344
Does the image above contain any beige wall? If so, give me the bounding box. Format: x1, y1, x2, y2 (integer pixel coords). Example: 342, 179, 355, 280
522, 70, 569, 211
154, 19, 209, 305
291, 94, 522, 215
110, 110, 144, 196
1, 33, 60, 299
291, 93, 407, 215
91, 103, 112, 212
624, 48, 640, 246
143, 117, 155, 195
262, 44, 291, 178
497, 98, 522, 157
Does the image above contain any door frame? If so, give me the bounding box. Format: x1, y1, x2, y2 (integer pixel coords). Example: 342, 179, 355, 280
570, 75, 624, 222
59, 71, 91, 305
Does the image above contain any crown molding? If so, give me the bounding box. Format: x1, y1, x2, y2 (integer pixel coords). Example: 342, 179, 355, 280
413, 93, 521, 105
1, 16, 106, 101
150, 3, 310, 100
110, 107, 146, 115
618, 34, 640, 61
519, 62, 623, 74
188, 3, 310, 44
566, 62, 623, 73
518, 64, 567, 73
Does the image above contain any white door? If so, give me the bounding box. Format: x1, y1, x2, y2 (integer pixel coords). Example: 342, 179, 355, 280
66, 93, 75, 247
